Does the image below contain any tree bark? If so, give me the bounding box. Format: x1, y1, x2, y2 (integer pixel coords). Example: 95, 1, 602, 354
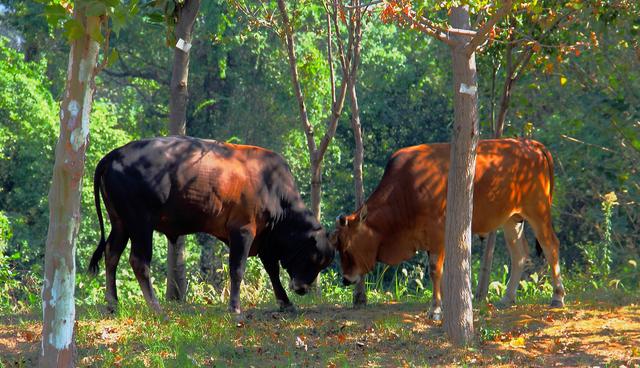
442, 5, 478, 347
349, 82, 364, 213
166, 0, 201, 302
346, 1, 366, 304
476, 17, 522, 301
475, 232, 497, 301
349, 80, 367, 306
196, 233, 225, 291
40, 8, 101, 367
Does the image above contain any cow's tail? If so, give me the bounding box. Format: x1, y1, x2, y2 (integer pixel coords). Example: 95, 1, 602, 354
535, 141, 556, 258
89, 158, 108, 275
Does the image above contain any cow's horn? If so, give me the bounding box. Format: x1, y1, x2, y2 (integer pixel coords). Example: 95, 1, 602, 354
359, 204, 368, 222
338, 215, 348, 227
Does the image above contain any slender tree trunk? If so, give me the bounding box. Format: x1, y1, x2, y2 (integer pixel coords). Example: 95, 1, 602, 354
349, 82, 364, 211
442, 5, 478, 346
40, 8, 101, 367
196, 233, 225, 290
475, 232, 497, 301
277, 0, 348, 223
349, 82, 367, 306
196, 233, 214, 283
348, 56, 366, 307
310, 157, 323, 220
476, 30, 514, 301
166, 0, 201, 302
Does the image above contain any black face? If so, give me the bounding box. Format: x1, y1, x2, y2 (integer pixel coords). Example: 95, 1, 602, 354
282, 228, 335, 295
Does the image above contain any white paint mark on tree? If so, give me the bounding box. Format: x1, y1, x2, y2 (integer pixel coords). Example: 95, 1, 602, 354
79, 40, 99, 83
459, 83, 477, 96
66, 45, 74, 82
47, 257, 75, 350
41, 277, 49, 356
176, 38, 192, 52
70, 128, 84, 151
68, 100, 79, 119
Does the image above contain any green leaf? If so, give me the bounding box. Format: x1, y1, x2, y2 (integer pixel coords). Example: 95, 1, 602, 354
89, 24, 105, 44
85, 1, 108, 16
44, 3, 69, 27
146, 11, 165, 23
107, 49, 119, 67
165, 0, 175, 16
103, 0, 121, 7
63, 19, 86, 42
128, 0, 140, 16
111, 7, 128, 35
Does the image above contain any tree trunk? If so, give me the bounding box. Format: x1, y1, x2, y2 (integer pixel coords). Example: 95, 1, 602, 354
40, 8, 101, 367
310, 156, 323, 220
196, 233, 225, 291
166, 0, 201, 302
349, 77, 367, 306
475, 232, 497, 301
475, 33, 513, 301
442, 5, 478, 346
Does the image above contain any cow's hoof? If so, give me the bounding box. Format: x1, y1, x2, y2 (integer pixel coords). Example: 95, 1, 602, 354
549, 299, 564, 308
428, 306, 442, 321
352, 294, 367, 308
279, 303, 297, 313
229, 306, 242, 315
428, 311, 442, 321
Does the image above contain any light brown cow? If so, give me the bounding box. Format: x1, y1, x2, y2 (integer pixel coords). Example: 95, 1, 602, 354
331, 138, 565, 320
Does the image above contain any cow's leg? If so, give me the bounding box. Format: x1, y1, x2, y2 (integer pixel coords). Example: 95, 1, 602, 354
500, 218, 528, 306
528, 216, 565, 308
228, 227, 255, 314
129, 227, 162, 314
259, 253, 294, 312
352, 279, 367, 307
427, 249, 444, 321
104, 222, 128, 313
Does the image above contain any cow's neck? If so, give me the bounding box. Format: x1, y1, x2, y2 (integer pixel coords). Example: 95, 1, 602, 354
365, 206, 419, 266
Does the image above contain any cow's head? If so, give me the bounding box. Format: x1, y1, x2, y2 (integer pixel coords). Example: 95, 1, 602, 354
282, 225, 335, 296
329, 205, 378, 286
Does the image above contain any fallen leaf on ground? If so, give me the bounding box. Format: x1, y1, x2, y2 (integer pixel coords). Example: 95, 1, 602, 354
510, 336, 526, 348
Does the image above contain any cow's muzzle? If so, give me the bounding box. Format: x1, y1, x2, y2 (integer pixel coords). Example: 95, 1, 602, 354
289, 279, 309, 295
342, 274, 360, 286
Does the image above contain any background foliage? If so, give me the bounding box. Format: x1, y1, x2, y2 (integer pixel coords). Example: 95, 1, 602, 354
0, 0, 638, 314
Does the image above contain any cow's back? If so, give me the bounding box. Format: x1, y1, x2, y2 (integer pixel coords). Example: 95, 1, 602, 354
97, 136, 300, 242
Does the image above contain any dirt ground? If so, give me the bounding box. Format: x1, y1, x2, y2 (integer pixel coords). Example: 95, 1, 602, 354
1, 299, 639, 367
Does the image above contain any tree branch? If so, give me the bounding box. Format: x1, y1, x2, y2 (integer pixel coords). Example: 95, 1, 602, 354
399, 10, 455, 46
94, 16, 111, 76
323, 1, 336, 106
276, 0, 317, 153
343, 0, 382, 9
465, 0, 512, 55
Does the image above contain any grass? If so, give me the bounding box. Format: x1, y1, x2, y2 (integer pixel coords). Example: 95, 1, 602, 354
1, 254, 639, 367
2, 284, 640, 367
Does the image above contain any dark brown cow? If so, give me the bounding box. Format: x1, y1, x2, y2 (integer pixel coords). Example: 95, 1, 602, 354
89, 136, 334, 314
331, 139, 565, 320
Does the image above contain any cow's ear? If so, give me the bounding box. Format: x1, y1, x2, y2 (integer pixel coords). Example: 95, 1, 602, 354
358, 204, 368, 223
338, 215, 348, 227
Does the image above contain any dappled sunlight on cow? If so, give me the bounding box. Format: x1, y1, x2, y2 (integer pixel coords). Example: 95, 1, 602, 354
331, 139, 565, 320
88, 136, 334, 316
